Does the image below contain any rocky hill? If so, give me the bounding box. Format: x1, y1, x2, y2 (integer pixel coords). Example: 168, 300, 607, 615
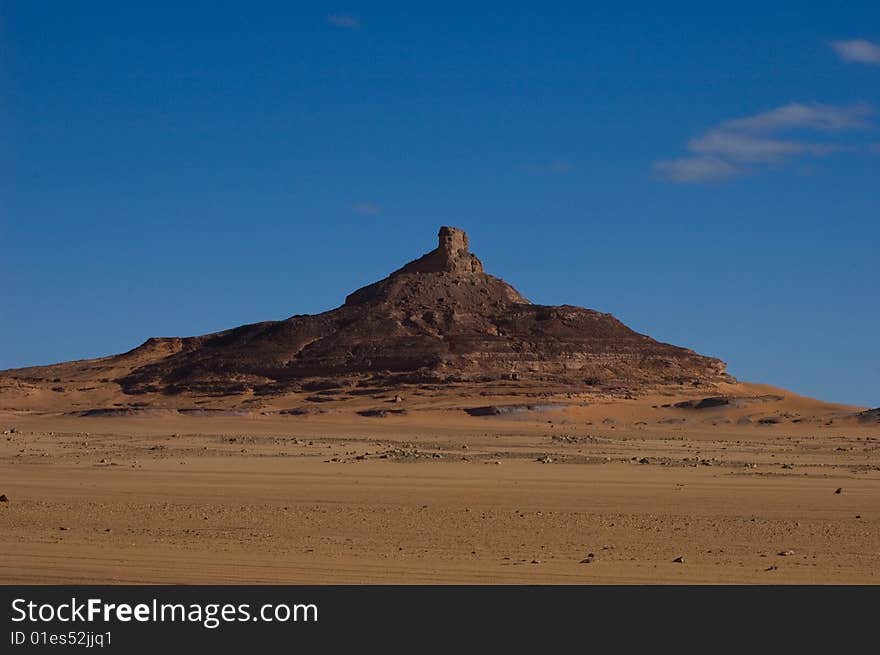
2, 227, 729, 400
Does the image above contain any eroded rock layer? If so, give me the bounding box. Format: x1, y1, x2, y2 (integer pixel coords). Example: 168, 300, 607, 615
3, 227, 729, 397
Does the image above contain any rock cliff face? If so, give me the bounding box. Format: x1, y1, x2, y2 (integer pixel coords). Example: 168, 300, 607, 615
392, 226, 485, 275
1, 227, 729, 398
108, 226, 728, 395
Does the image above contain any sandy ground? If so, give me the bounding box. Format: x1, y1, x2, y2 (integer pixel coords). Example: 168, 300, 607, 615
1, 385, 878, 584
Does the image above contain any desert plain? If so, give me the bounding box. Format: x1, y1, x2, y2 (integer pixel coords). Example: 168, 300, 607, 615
2, 380, 878, 585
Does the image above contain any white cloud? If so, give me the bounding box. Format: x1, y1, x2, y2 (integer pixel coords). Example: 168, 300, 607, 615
352, 201, 380, 215
830, 39, 880, 65
688, 132, 810, 162
721, 102, 872, 133
328, 13, 360, 29
653, 157, 741, 183
655, 102, 872, 184
688, 130, 842, 163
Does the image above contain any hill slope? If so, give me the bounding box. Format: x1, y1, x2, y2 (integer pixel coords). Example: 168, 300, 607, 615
2, 227, 729, 404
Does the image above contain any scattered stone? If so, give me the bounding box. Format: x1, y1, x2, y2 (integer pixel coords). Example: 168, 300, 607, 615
530, 559, 541, 564
580, 553, 595, 564
834, 487, 843, 494
673, 556, 685, 563
357, 408, 408, 418
765, 565, 778, 571
673, 396, 731, 410
466, 404, 565, 417
536, 455, 553, 464
0, 494, 8, 502
638, 457, 650, 464
777, 549, 795, 557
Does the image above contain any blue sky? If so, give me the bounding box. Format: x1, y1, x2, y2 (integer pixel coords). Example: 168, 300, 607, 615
1, 2, 878, 406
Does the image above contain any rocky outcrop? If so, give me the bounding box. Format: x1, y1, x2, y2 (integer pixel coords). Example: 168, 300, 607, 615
394, 226, 485, 275
857, 408, 880, 424
2, 226, 731, 397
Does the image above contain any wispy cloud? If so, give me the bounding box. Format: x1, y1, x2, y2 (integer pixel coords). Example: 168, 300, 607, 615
654, 102, 873, 183
653, 157, 740, 183
352, 201, 380, 215
690, 132, 809, 162
720, 102, 871, 133
829, 39, 880, 65
688, 131, 840, 163
328, 13, 360, 29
